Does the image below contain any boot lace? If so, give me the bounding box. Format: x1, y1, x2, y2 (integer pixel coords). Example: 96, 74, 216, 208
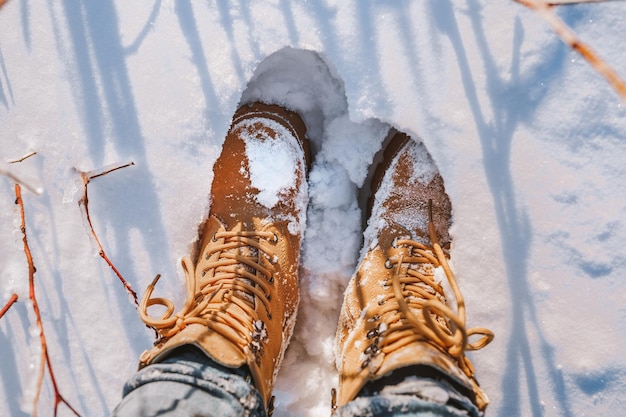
363, 202, 494, 380
139, 228, 277, 353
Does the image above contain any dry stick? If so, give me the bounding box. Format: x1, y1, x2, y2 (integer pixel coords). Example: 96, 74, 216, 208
516, 0, 626, 103
8, 151, 38, 164
77, 162, 138, 305
0, 153, 40, 319
0, 167, 41, 196
547, 0, 622, 4
1, 152, 42, 195
0, 293, 18, 319
15, 184, 82, 417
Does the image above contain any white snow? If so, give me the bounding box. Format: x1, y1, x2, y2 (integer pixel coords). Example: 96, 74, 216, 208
1, 1, 626, 417
363, 137, 438, 249
238, 118, 301, 209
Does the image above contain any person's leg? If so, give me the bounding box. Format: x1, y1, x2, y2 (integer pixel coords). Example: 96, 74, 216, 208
334, 367, 480, 417
112, 102, 311, 417
112, 346, 266, 417
334, 132, 494, 417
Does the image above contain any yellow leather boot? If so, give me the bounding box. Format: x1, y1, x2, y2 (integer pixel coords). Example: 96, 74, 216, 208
138, 102, 310, 414
335, 132, 493, 412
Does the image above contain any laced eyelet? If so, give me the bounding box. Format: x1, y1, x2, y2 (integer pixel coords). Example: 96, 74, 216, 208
364, 343, 379, 354
391, 237, 399, 248
211, 233, 218, 242
271, 233, 278, 243
268, 275, 274, 284
384, 259, 393, 269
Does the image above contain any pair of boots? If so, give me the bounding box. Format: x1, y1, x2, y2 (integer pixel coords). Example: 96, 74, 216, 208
137, 102, 493, 415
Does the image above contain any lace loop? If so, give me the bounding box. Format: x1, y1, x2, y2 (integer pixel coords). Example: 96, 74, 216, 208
373, 202, 494, 380
139, 228, 278, 348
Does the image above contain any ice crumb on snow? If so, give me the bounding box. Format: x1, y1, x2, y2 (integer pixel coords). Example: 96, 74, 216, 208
287, 219, 300, 236
62, 180, 79, 204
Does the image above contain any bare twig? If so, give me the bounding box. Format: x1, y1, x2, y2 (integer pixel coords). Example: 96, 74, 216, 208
15, 184, 82, 417
8, 151, 38, 164
516, 0, 626, 102
85, 161, 135, 181
0, 151, 41, 195
77, 162, 138, 305
0, 293, 18, 319
547, 0, 622, 4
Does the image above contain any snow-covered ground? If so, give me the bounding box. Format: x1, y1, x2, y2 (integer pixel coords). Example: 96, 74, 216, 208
1, 1, 625, 416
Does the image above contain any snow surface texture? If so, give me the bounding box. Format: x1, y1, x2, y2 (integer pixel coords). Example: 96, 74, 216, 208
1, 1, 625, 417
237, 116, 308, 237
239, 118, 302, 210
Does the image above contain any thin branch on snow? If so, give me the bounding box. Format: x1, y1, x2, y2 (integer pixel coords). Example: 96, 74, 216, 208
8, 151, 38, 164
15, 184, 82, 417
0, 152, 38, 319
0, 293, 18, 320
85, 161, 136, 181
515, 0, 626, 103
1, 151, 42, 195
546, 0, 623, 5
77, 161, 139, 305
